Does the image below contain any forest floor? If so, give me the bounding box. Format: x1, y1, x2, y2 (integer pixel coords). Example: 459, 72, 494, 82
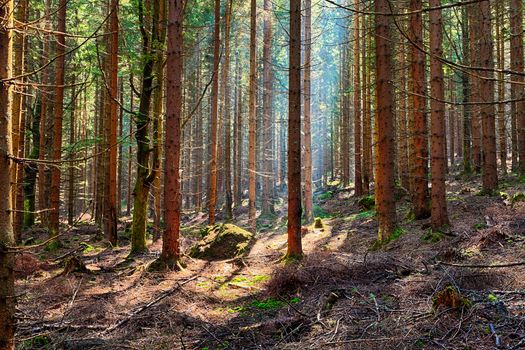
14, 171, 525, 350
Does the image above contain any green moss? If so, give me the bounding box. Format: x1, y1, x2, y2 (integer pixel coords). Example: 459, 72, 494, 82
487, 293, 499, 303
44, 240, 62, 252
511, 192, 525, 205
422, 229, 443, 243
313, 204, 332, 219
473, 222, 488, 230
80, 242, 96, 253
317, 190, 334, 201
313, 217, 324, 228
371, 227, 405, 250
250, 297, 300, 310
358, 195, 375, 210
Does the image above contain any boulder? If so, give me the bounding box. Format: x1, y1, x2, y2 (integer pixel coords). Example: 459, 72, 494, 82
189, 223, 254, 260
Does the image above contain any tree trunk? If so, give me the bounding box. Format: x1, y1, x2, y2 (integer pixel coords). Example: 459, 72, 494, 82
510, 0, 525, 174
160, 0, 184, 269
287, 0, 303, 259
49, 0, 67, 237
353, 0, 362, 197
208, 0, 221, 225
104, 0, 119, 245
302, 0, 313, 222
0, 1, 16, 347
375, 0, 396, 241
130, 0, 161, 254
479, 0, 497, 191
409, 0, 430, 219
68, 82, 77, 225
429, 0, 449, 230
461, 5, 472, 175
223, 0, 233, 220
248, 0, 257, 231
11, 0, 28, 240
496, 1, 507, 174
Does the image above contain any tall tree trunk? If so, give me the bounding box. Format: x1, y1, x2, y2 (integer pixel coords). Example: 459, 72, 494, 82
233, 52, 243, 208
510, 0, 525, 174
496, 1, 507, 174
448, 78, 455, 167
361, 13, 370, 194
469, 5, 482, 173
429, 0, 449, 230
248, 0, 257, 231
152, 0, 167, 241
68, 83, 77, 225
287, 0, 303, 259
11, 0, 28, 240
131, 0, 161, 254
159, 0, 184, 269
409, 0, 430, 219
353, 0, 362, 197
208, 0, 221, 225
302, 0, 313, 222
127, 75, 134, 216
49, 0, 67, 237
461, 5, 472, 174
223, 0, 233, 220
0, 1, 16, 347
479, 0, 497, 191
375, 0, 396, 242
104, 0, 119, 245
261, 0, 275, 217
398, 39, 410, 190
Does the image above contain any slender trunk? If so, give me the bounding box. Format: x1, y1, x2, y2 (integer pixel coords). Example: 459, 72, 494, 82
49, 0, 67, 236
233, 52, 243, 208
430, 0, 449, 230
469, 5, 482, 173
104, 0, 119, 245
496, 1, 507, 174
375, 0, 396, 241
160, 0, 184, 269
287, 0, 303, 258
409, 0, 430, 219
208, 0, 221, 224
0, 2, 16, 347
353, 0, 362, 197
68, 82, 77, 225
248, 0, 257, 231
511, 0, 525, 174
262, 0, 275, 217
223, 0, 233, 220
461, 5, 471, 174
398, 38, 410, 190
12, 0, 28, 240
302, 0, 313, 222
479, 1, 497, 191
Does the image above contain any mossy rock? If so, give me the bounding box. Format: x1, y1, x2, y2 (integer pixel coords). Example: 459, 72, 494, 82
189, 223, 254, 260
313, 217, 324, 229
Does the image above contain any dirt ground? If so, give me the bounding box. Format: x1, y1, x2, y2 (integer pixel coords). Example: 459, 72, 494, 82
14, 173, 525, 349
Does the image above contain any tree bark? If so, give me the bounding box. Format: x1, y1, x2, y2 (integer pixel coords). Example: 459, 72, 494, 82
374, 0, 396, 241
429, 0, 449, 230
208, 0, 221, 225
353, 0, 362, 197
0, 1, 16, 347
510, 0, 525, 174
248, 0, 257, 231
287, 0, 303, 259
409, 0, 430, 219
160, 0, 184, 269
49, 0, 67, 237
302, 0, 313, 222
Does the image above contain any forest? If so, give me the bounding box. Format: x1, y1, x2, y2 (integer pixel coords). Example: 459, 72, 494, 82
1, 0, 525, 348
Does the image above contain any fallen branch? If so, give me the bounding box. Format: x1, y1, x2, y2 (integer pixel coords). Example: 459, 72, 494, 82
103, 275, 198, 333
438, 260, 525, 268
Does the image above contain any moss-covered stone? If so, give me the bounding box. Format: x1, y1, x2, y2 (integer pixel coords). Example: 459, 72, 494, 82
313, 217, 324, 229
189, 223, 254, 260
357, 195, 375, 210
